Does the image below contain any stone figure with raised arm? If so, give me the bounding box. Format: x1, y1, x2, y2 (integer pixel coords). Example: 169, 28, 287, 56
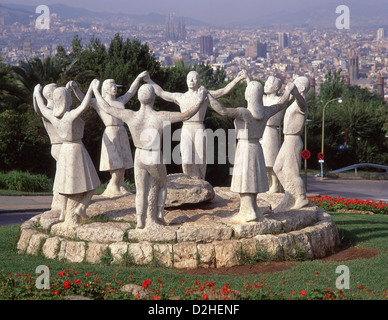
33, 80, 101, 227
145, 70, 248, 180
67, 71, 148, 197
93, 79, 207, 229
261, 76, 284, 193
273, 76, 310, 212
208, 78, 295, 223
33, 83, 64, 210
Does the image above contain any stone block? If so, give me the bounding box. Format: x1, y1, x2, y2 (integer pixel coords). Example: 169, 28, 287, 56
86, 243, 109, 264
128, 242, 153, 265
214, 240, 241, 268
173, 242, 198, 269
197, 243, 216, 268
153, 243, 173, 267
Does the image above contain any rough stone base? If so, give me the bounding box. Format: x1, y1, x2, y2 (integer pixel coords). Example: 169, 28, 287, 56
17, 188, 341, 269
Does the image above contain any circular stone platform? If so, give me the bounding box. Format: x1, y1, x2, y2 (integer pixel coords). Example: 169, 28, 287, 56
17, 187, 341, 269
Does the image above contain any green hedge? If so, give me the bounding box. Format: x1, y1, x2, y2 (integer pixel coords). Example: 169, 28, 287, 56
0, 170, 53, 192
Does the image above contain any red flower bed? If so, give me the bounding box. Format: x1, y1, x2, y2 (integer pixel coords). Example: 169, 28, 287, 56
308, 195, 388, 215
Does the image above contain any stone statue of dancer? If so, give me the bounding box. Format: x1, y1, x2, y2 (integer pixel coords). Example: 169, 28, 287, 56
145, 70, 248, 180
261, 76, 284, 193
208, 78, 294, 223
34, 80, 101, 226
273, 76, 310, 212
33, 83, 64, 210
93, 78, 207, 229
67, 72, 148, 197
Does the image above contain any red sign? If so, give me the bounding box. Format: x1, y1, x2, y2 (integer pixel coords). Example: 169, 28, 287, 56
301, 150, 311, 160
318, 152, 325, 160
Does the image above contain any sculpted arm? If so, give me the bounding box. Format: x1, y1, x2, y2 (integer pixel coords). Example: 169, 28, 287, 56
291, 86, 308, 113
33, 84, 55, 122
93, 82, 132, 123
66, 81, 97, 108
33, 90, 43, 118
145, 74, 182, 105
267, 83, 295, 117
118, 71, 149, 104
68, 80, 96, 120
207, 93, 241, 119
210, 69, 249, 99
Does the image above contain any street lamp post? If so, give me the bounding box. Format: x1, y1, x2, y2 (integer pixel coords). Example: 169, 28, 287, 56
304, 119, 312, 191
320, 97, 342, 179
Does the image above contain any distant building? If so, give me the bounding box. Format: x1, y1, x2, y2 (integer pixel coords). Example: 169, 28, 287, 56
377, 28, 385, 42
165, 14, 186, 41
23, 38, 31, 57
278, 32, 291, 49
245, 40, 267, 59
377, 76, 384, 99
216, 53, 231, 64
348, 52, 359, 81
200, 35, 213, 56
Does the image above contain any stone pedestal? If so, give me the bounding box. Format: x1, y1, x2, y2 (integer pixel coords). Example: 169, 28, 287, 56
17, 188, 341, 269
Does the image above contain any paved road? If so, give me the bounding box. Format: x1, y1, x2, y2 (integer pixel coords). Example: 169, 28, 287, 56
305, 175, 388, 201
0, 211, 44, 226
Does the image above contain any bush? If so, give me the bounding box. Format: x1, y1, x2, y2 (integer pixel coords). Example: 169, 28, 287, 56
0, 170, 53, 192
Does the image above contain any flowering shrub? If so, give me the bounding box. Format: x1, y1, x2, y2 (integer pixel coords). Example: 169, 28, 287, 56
308, 195, 388, 215
1, 269, 386, 300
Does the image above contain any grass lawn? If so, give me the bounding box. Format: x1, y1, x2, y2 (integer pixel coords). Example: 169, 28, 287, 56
0, 212, 387, 301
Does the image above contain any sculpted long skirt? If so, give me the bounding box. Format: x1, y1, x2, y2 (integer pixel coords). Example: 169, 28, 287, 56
231, 139, 269, 194
54, 141, 100, 195
261, 125, 281, 167
99, 125, 133, 171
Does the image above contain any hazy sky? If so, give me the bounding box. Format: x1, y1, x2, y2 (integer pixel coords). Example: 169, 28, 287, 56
3, 0, 387, 25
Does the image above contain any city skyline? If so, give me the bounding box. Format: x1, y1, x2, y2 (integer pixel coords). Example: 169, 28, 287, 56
3, 0, 388, 27
1, 0, 388, 99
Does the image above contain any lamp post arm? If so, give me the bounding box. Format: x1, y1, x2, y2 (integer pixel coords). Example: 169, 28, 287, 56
321, 98, 341, 155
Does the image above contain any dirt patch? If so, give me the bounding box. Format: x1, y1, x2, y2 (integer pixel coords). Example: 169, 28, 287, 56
322, 246, 380, 262
177, 247, 380, 276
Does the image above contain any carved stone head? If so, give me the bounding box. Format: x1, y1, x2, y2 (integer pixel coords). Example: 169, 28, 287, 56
294, 76, 310, 94
138, 84, 155, 105
102, 79, 118, 99
186, 71, 200, 90
53, 87, 72, 117
264, 76, 282, 94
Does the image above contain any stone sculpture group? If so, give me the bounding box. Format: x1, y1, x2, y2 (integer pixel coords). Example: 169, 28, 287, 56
33, 70, 311, 232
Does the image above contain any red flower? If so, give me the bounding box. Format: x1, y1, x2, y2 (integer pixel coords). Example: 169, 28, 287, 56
53, 291, 59, 295
142, 279, 152, 289
74, 279, 82, 285
63, 280, 71, 289
194, 280, 199, 285
300, 290, 306, 296
153, 295, 160, 300
58, 271, 65, 276
202, 293, 208, 300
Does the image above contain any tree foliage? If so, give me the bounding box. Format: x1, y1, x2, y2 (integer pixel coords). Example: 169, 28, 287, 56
306, 69, 388, 170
